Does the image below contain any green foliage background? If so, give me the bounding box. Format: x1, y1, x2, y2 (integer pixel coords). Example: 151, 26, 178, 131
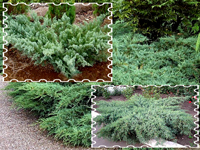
95, 94, 195, 144
113, 0, 200, 40
47, 3, 76, 24
94, 86, 198, 102
5, 3, 29, 15
5, 82, 92, 147
159, 86, 197, 100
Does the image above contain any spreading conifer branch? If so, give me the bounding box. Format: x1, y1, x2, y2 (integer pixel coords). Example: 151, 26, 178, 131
95, 94, 195, 144
5, 82, 92, 147
5, 13, 110, 78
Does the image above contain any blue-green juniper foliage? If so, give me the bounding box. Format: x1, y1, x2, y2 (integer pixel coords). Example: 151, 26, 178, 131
5, 82, 92, 147
95, 94, 195, 144
5, 13, 110, 78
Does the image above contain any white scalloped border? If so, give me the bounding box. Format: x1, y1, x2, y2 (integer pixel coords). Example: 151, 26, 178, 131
3, 2, 112, 82
91, 85, 199, 148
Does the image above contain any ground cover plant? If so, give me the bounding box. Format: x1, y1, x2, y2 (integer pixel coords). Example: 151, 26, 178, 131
94, 94, 195, 145
111, 0, 200, 85
5, 82, 92, 147
196, 33, 200, 52
113, 21, 200, 85
5, 6, 110, 78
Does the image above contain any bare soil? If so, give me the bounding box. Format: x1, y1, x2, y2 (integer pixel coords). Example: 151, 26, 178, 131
93, 87, 198, 148
3, 47, 111, 81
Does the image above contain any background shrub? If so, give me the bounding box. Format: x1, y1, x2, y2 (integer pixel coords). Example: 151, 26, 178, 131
159, 86, 198, 102
142, 86, 161, 100
92, 3, 110, 16
93, 86, 104, 96
102, 88, 111, 99
112, 86, 122, 96
95, 94, 195, 144
114, 0, 200, 40
47, 3, 76, 24
94, 86, 124, 97
121, 87, 134, 99
5, 1, 29, 15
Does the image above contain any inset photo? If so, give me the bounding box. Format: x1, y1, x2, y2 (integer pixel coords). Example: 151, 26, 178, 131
0, 80, 92, 149
112, 1, 200, 85
3, 2, 112, 82
91, 85, 199, 148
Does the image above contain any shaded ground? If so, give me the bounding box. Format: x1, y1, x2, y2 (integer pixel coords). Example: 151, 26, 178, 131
0, 75, 90, 150
93, 87, 198, 148
3, 4, 112, 82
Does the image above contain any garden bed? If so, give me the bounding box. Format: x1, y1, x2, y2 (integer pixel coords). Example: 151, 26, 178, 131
3, 3, 112, 81
92, 86, 197, 148
3, 46, 111, 81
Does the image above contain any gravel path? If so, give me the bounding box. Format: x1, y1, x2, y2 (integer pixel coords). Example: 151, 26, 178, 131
0, 76, 88, 150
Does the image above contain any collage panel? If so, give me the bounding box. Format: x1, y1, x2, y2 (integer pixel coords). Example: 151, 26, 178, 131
0, 80, 92, 149
92, 85, 199, 148
3, 2, 112, 82
0, 0, 200, 149
112, 0, 200, 85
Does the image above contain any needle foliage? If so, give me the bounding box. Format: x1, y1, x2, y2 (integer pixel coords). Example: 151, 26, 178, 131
196, 33, 200, 52
114, 0, 200, 40
47, 3, 75, 24
95, 95, 195, 144
5, 82, 92, 147
113, 22, 200, 85
5, 12, 110, 78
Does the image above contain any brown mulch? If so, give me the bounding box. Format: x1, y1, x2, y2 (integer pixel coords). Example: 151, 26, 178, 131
74, 10, 95, 25
3, 46, 111, 82
93, 87, 198, 147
